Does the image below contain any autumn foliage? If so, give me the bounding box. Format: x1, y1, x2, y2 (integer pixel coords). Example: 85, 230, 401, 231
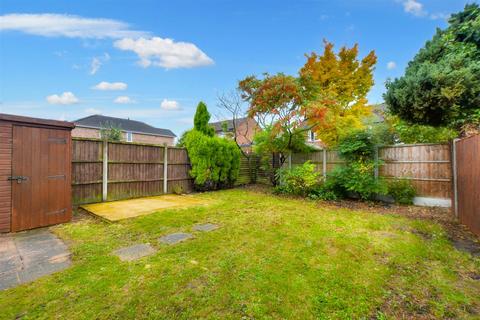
239, 40, 377, 148
300, 41, 377, 146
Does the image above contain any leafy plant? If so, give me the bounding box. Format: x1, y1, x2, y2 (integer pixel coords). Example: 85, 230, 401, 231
274, 161, 321, 196
308, 184, 339, 201
171, 184, 184, 195
184, 102, 241, 190
327, 162, 387, 200
337, 130, 376, 162
387, 179, 416, 205
100, 122, 123, 142
323, 129, 387, 200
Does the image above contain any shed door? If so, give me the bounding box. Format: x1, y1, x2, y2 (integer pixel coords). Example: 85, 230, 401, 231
11, 125, 72, 231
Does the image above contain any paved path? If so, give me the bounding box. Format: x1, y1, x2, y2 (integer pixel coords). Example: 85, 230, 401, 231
0, 229, 71, 291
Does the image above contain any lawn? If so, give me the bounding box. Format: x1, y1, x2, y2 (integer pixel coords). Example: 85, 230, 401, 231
1, 188, 479, 319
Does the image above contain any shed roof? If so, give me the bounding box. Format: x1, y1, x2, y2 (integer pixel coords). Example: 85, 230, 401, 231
0, 113, 75, 129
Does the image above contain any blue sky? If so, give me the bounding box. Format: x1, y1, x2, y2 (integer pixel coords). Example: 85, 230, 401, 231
0, 0, 472, 136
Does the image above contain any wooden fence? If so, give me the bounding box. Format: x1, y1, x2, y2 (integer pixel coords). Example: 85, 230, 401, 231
72, 139, 453, 205
453, 135, 480, 237
282, 143, 452, 199
72, 138, 193, 205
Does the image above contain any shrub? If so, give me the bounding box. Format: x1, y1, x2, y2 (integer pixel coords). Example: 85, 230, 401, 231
100, 122, 123, 142
184, 129, 240, 190
337, 130, 376, 162
387, 179, 416, 205
274, 161, 321, 196
308, 184, 339, 201
171, 184, 184, 195
326, 162, 387, 200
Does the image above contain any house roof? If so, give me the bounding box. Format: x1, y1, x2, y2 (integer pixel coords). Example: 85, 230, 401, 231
209, 117, 250, 132
372, 103, 387, 123
74, 114, 176, 137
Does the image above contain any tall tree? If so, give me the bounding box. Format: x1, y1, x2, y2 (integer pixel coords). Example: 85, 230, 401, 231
384, 4, 480, 133
300, 40, 377, 146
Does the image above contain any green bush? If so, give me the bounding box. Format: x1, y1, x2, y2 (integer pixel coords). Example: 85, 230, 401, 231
184, 130, 240, 190
387, 179, 416, 205
100, 122, 123, 142
308, 183, 339, 201
171, 184, 184, 195
325, 162, 387, 200
274, 161, 321, 196
337, 130, 376, 162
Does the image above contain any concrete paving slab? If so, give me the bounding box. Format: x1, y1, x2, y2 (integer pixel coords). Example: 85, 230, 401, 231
159, 233, 194, 245
0, 271, 19, 291
0, 228, 71, 291
192, 223, 219, 232
113, 244, 156, 261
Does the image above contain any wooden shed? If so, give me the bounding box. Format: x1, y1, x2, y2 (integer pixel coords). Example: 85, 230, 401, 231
0, 114, 75, 232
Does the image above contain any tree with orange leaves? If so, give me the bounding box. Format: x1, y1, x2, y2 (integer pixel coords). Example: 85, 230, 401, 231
300, 40, 377, 146
238, 73, 314, 160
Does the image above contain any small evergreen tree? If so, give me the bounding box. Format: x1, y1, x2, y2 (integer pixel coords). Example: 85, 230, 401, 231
193, 101, 215, 136
183, 102, 240, 190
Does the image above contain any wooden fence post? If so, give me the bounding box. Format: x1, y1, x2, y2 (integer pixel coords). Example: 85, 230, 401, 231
374, 145, 379, 180
163, 144, 168, 194
102, 140, 108, 202
248, 156, 252, 184
452, 139, 459, 217
322, 149, 327, 179
288, 152, 292, 169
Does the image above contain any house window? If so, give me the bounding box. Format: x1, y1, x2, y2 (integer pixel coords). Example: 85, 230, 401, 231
308, 130, 316, 142
126, 131, 133, 142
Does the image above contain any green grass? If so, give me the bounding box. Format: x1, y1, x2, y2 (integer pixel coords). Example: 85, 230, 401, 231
1, 188, 479, 319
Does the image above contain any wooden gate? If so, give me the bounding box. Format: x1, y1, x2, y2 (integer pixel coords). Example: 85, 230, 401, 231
11, 125, 72, 231
454, 134, 480, 237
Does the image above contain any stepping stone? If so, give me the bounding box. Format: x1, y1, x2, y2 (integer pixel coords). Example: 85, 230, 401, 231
192, 223, 219, 232
113, 244, 156, 262
159, 233, 193, 245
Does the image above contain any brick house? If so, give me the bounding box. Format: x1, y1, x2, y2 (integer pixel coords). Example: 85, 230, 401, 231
72, 115, 176, 145
210, 117, 259, 152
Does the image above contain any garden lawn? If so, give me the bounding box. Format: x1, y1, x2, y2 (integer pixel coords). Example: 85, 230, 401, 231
1, 188, 479, 319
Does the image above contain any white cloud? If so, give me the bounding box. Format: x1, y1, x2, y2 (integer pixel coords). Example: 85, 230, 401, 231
46, 92, 79, 105
402, 0, 426, 17
398, 0, 447, 19
92, 81, 127, 91
387, 61, 397, 70
90, 53, 110, 75
114, 37, 214, 69
160, 99, 180, 110
114, 96, 136, 104
85, 107, 102, 115
0, 13, 147, 39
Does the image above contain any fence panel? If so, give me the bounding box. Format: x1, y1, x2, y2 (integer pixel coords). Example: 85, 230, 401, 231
107, 142, 165, 201
72, 139, 194, 205
72, 139, 103, 204
455, 135, 480, 237
269, 144, 452, 199
167, 148, 193, 193
379, 144, 452, 198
